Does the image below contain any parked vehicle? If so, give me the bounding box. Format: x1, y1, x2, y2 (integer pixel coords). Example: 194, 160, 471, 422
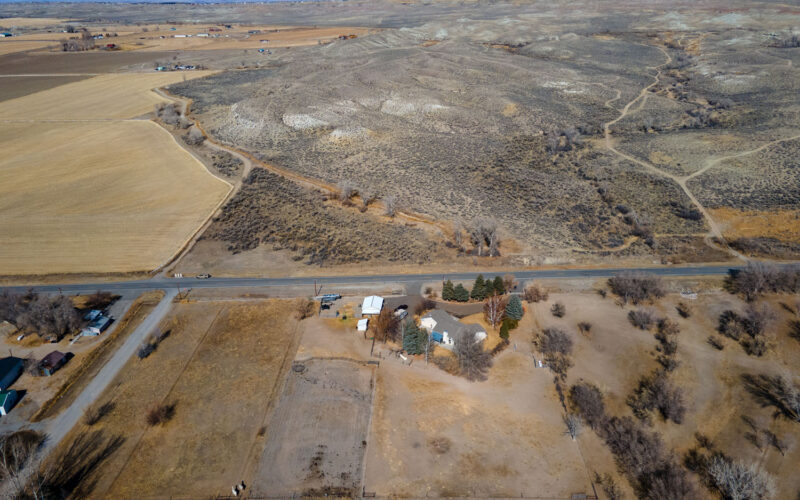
196, 273, 212, 279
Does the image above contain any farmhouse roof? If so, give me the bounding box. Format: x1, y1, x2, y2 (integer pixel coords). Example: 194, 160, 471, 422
361, 295, 384, 315
41, 351, 66, 369
0, 357, 23, 378
422, 309, 485, 342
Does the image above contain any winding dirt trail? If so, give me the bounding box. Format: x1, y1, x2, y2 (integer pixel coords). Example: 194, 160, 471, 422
601, 45, 749, 260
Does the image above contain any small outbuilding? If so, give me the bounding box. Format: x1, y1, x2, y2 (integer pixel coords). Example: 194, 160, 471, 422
40, 351, 68, 376
361, 296, 384, 316
357, 318, 369, 332
82, 315, 111, 336
0, 357, 23, 391
0, 390, 18, 416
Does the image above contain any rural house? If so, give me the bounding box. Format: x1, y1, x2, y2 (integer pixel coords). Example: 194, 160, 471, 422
420, 310, 486, 348
82, 314, 111, 336
0, 357, 23, 391
0, 390, 18, 416
40, 350, 68, 376
361, 296, 384, 316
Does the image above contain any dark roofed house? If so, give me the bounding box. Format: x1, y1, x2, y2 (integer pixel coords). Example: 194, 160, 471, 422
0, 390, 18, 416
0, 357, 23, 391
40, 351, 68, 376
420, 309, 487, 349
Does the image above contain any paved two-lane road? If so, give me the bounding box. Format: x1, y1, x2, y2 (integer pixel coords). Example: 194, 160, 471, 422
2, 264, 748, 295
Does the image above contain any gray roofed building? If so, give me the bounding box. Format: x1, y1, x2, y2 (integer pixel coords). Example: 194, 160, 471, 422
420, 309, 487, 348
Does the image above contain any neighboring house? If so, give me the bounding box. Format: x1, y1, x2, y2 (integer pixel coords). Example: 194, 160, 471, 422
0, 390, 18, 416
420, 309, 487, 348
0, 357, 23, 391
357, 318, 369, 332
82, 315, 111, 336
361, 296, 384, 316
0, 33, 13, 37
40, 351, 67, 376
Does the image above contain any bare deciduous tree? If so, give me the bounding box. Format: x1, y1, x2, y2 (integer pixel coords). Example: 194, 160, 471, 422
523, 283, 549, 303
707, 455, 775, 500
569, 382, 606, 429
382, 195, 398, 217
483, 293, 506, 330
608, 273, 665, 305
468, 217, 499, 257
454, 332, 492, 382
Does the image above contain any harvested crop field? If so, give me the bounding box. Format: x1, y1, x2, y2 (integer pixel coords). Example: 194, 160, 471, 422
47, 299, 301, 498
0, 75, 90, 102
0, 120, 230, 274
252, 358, 376, 497
0, 72, 213, 120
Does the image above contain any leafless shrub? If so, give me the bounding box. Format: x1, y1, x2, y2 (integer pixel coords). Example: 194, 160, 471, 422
676, 301, 691, 318
382, 195, 398, 217
523, 283, 549, 303
726, 262, 800, 301
741, 373, 800, 422
502, 274, 517, 292
790, 319, 800, 342
577, 322, 592, 335
718, 310, 745, 341
564, 413, 582, 439
569, 382, 606, 429
550, 301, 566, 318
155, 102, 180, 125
537, 327, 572, 356
741, 303, 775, 337
594, 472, 624, 500
337, 181, 355, 203
413, 298, 436, 316
295, 298, 316, 320
82, 291, 117, 310
469, 217, 499, 256
182, 126, 205, 145
629, 309, 657, 330
373, 309, 400, 343
707, 336, 725, 350
145, 403, 175, 426
608, 273, 665, 305
707, 455, 775, 500
627, 371, 686, 424
83, 401, 115, 426
453, 332, 492, 381
4, 292, 80, 341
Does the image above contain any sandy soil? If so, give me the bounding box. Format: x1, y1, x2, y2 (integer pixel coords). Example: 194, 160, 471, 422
0, 120, 231, 274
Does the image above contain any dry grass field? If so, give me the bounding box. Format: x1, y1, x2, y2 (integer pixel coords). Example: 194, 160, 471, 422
47, 299, 301, 498
0, 72, 213, 120
0, 120, 230, 274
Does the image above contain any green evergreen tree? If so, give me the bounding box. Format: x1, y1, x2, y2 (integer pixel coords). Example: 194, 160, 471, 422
506, 295, 523, 320
442, 280, 455, 301
454, 283, 470, 302
492, 276, 505, 295
470, 274, 486, 301
403, 321, 429, 355
499, 321, 510, 340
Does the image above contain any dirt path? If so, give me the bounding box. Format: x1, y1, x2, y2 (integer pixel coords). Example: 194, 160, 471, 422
601, 45, 749, 260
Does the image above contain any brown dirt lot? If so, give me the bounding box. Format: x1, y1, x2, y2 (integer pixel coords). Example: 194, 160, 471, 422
528, 289, 800, 498
252, 358, 376, 497
0, 75, 90, 102
47, 299, 301, 498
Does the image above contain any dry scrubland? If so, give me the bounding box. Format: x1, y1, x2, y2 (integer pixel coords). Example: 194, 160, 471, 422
47, 300, 300, 498
0, 70, 230, 276
0, 120, 230, 275
159, 0, 800, 265
526, 287, 800, 498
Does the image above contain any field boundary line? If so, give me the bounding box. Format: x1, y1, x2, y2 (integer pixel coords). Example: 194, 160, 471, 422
237, 314, 305, 489
103, 305, 225, 495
